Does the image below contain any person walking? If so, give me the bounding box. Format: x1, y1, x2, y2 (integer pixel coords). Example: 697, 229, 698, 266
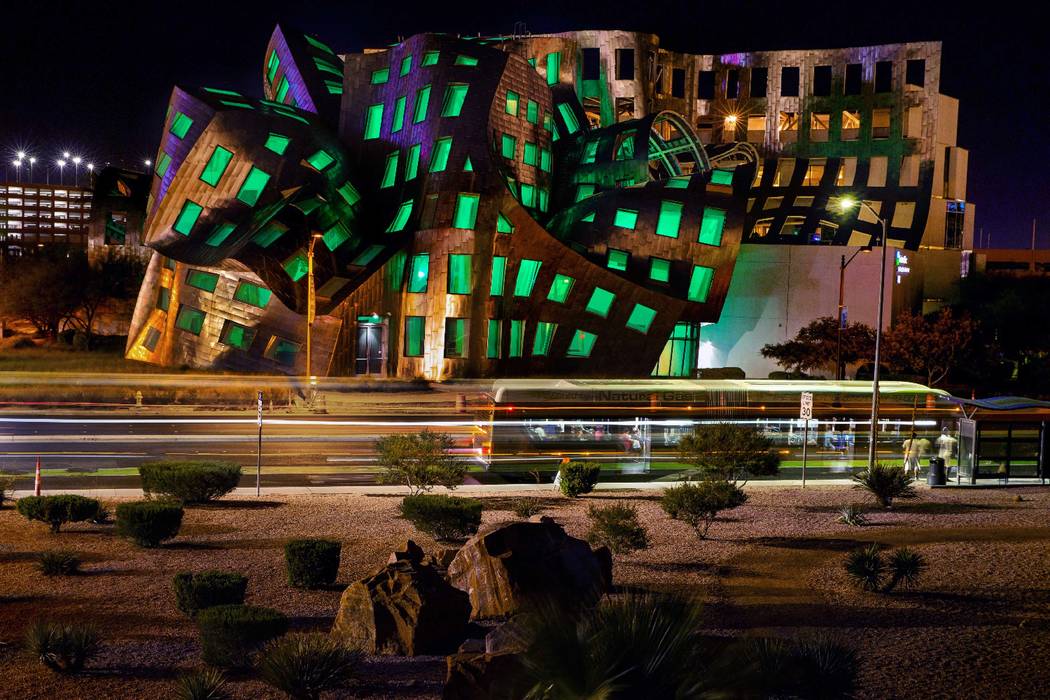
902, 432, 923, 477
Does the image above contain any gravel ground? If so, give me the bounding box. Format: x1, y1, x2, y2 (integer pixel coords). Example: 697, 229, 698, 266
2, 485, 1050, 698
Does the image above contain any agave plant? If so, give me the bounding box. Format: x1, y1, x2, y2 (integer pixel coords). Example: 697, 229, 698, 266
737, 635, 857, 699
836, 504, 867, 527
885, 547, 926, 592
24, 620, 100, 673
258, 633, 359, 700
175, 668, 230, 700
843, 544, 885, 591
852, 463, 917, 508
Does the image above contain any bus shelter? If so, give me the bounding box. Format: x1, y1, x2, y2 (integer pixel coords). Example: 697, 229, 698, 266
948, 396, 1050, 483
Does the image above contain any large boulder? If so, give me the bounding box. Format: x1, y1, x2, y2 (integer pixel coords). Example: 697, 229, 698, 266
447, 518, 611, 620
332, 555, 470, 655
443, 652, 528, 700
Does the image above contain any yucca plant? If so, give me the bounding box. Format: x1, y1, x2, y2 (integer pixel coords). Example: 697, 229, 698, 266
737, 635, 857, 699
175, 667, 230, 700
836, 504, 867, 527
843, 544, 885, 591
258, 633, 359, 700
852, 463, 917, 508
885, 547, 926, 592
38, 550, 81, 577
24, 620, 100, 673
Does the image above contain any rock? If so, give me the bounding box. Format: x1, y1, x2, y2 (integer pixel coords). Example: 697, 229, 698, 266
447, 519, 610, 620
443, 652, 527, 700
593, 545, 613, 590
457, 637, 486, 653
332, 558, 471, 655
433, 547, 459, 569
388, 540, 426, 564
484, 614, 531, 654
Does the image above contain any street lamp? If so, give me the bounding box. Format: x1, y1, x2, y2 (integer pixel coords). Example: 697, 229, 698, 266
72, 156, 82, 186
12, 159, 22, 182
56, 159, 67, 185
305, 232, 324, 382
834, 196, 889, 471
28, 156, 36, 182
836, 245, 871, 380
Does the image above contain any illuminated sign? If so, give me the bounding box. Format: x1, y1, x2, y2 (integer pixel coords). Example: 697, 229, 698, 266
895, 250, 911, 284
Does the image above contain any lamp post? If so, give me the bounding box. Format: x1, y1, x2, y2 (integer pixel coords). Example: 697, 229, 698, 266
12, 159, 22, 182
72, 157, 82, 186
305, 232, 324, 382
28, 157, 36, 182
835, 197, 889, 470
56, 159, 66, 185
836, 246, 870, 380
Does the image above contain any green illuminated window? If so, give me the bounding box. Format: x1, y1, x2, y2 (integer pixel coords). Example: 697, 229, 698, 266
500, 134, 516, 159
264, 337, 300, 365
351, 244, 383, 266
505, 90, 519, 115
155, 153, 172, 178
576, 184, 595, 202
205, 86, 242, 97
323, 222, 351, 251
206, 222, 236, 247
545, 51, 560, 85
454, 54, 478, 66
581, 211, 596, 223
173, 200, 203, 235
615, 131, 635, 160
699, 208, 726, 246
364, 104, 384, 139
665, 176, 689, 189
234, 281, 271, 307
338, 181, 360, 207
305, 34, 333, 53
441, 83, 468, 117
538, 188, 549, 212
199, 146, 233, 186
656, 200, 683, 238
566, 329, 597, 357
523, 142, 538, 166
557, 103, 579, 134
381, 151, 399, 188
391, 96, 406, 132
585, 287, 616, 317
405, 143, 421, 180
607, 249, 629, 271
463, 156, 473, 172
253, 221, 287, 248
400, 55, 412, 76
710, 169, 733, 185
264, 132, 290, 155
408, 254, 429, 293
543, 113, 553, 131
486, 320, 501, 358
276, 76, 291, 103
220, 321, 256, 350
452, 193, 480, 229
175, 305, 206, 335
412, 84, 431, 123
509, 319, 525, 357
170, 112, 193, 138
293, 197, 324, 216
490, 256, 506, 296
186, 269, 219, 293
324, 80, 343, 95
386, 199, 414, 232
236, 167, 271, 206
532, 321, 557, 356
404, 316, 425, 356
513, 259, 542, 297
422, 50, 440, 66
583, 141, 598, 164
430, 137, 452, 172
444, 318, 467, 357
283, 252, 309, 281
519, 183, 536, 207
497, 212, 514, 234
540, 148, 552, 172
613, 208, 638, 229
448, 254, 472, 294
688, 265, 714, 302
650, 257, 671, 282
266, 50, 280, 82
547, 274, 574, 303
626, 303, 657, 333
371, 67, 389, 84
526, 100, 539, 124
306, 149, 335, 171
156, 287, 170, 311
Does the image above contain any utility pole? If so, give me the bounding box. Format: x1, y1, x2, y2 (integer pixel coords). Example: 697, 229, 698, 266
256, 390, 263, 497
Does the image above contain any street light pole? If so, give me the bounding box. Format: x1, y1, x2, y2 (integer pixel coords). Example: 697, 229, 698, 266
836, 246, 869, 380
867, 213, 889, 471
305, 232, 323, 385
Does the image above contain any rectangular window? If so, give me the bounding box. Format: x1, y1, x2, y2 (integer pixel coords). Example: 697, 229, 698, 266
810, 112, 830, 142
486, 320, 501, 359
444, 318, 467, 358
615, 48, 634, 80
220, 321, 256, 350
441, 83, 468, 117
371, 67, 389, 84
500, 134, 517, 159
547, 273, 574, 303
236, 167, 271, 206
868, 156, 888, 187
585, 287, 616, 318
155, 153, 172, 177
490, 256, 507, 296
844, 63, 862, 95
275, 76, 291, 103
430, 137, 452, 172
264, 132, 290, 155
422, 50, 439, 67
566, 329, 596, 357
452, 193, 480, 229
186, 269, 219, 293
386, 199, 414, 232
404, 316, 425, 357
454, 54, 478, 66
407, 254, 429, 293
841, 109, 861, 140
649, 258, 671, 283
875, 61, 892, 93
380, 151, 399, 188
509, 319, 525, 357
671, 68, 685, 98
607, 249, 628, 271
324, 222, 351, 251
582, 141, 598, 164
813, 65, 832, 96
613, 208, 638, 229
656, 200, 683, 238
234, 281, 272, 307
264, 337, 300, 365
283, 251, 308, 281
142, 326, 161, 352
170, 112, 193, 138
781, 66, 800, 96
699, 208, 726, 246
626, 303, 656, 334
505, 89, 519, 115
872, 108, 891, 139
532, 321, 557, 356
688, 265, 714, 302
513, 259, 542, 297
413, 85, 431, 123
400, 54, 412, 76
581, 47, 601, 80
697, 70, 715, 99
523, 142, 538, 166
156, 286, 171, 311
364, 104, 384, 139
519, 183, 536, 207
404, 143, 421, 180
526, 100, 539, 124
726, 69, 739, 98
545, 51, 560, 85
540, 148, 552, 172
750, 67, 767, 97
576, 184, 596, 201
497, 212, 514, 234
266, 50, 281, 82
448, 253, 472, 294
173, 200, 203, 235
906, 59, 925, 88
391, 96, 407, 132
174, 305, 206, 335
253, 221, 287, 247
306, 149, 335, 171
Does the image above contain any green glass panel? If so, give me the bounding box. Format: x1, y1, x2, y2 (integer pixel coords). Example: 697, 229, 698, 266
156, 287, 170, 311
486, 319, 501, 358
199, 146, 233, 186
500, 134, 516, 159
496, 212, 514, 234
430, 137, 452, 172
313, 57, 339, 75
509, 319, 524, 357
583, 141, 598, 164
174, 305, 205, 335
266, 50, 280, 82
364, 104, 384, 139
371, 67, 389, 84
688, 265, 715, 302
405, 143, 421, 180
665, 176, 689, 189
545, 51, 560, 85
186, 269, 219, 292
253, 221, 287, 248
351, 244, 384, 266
540, 148, 552, 172
381, 151, 399, 188
441, 84, 468, 117
523, 142, 538, 166
538, 188, 549, 212
206, 221, 236, 247
408, 254, 429, 293
626, 303, 657, 333
170, 112, 193, 138
585, 287, 616, 317
275, 76, 291, 103
404, 316, 425, 356
615, 132, 635, 160
607, 249, 629, 271
454, 54, 478, 66
519, 183, 535, 207
613, 208, 638, 229
391, 96, 406, 132
566, 329, 597, 357
337, 181, 361, 206
575, 184, 596, 202
532, 321, 557, 356
656, 200, 683, 238
452, 193, 479, 229
444, 318, 466, 357
324, 80, 343, 95
323, 222, 351, 251
490, 256, 507, 296
448, 253, 472, 294
699, 208, 726, 246
400, 55, 412, 76
264, 132, 290, 155
236, 167, 271, 206
283, 252, 309, 281
221, 322, 255, 350
412, 84, 431, 123
422, 50, 440, 67
526, 100, 539, 124
266, 338, 300, 365
650, 258, 671, 282
304, 34, 334, 54
463, 156, 473, 172
220, 100, 253, 109
204, 87, 242, 97
173, 200, 203, 236
306, 149, 335, 171
581, 211, 596, 222
513, 259, 542, 297
710, 169, 734, 185
234, 282, 272, 308
386, 199, 414, 232
547, 274, 574, 303
505, 90, 519, 115
543, 113, 553, 131
653, 322, 699, 377
155, 153, 172, 177
557, 103, 579, 134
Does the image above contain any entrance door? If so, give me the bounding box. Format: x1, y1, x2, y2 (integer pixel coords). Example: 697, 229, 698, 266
355, 323, 385, 375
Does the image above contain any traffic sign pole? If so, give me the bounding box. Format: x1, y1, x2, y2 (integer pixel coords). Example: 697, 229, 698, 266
800, 392, 813, 489
256, 390, 263, 497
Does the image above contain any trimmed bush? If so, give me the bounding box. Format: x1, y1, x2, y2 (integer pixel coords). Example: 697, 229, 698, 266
0, 475, 14, 507
258, 633, 359, 699
174, 571, 248, 617
375, 429, 465, 495
139, 461, 242, 504
17, 495, 101, 533
24, 620, 100, 673
116, 500, 183, 547
175, 667, 230, 700
661, 479, 748, 539
400, 494, 482, 541
38, 550, 81, 577
557, 461, 601, 498
511, 499, 542, 518
586, 503, 650, 554
284, 539, 342, 589
196, 604, 288, 668
852, 463, 916, 508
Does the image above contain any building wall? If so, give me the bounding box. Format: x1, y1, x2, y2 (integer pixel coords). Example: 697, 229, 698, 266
0, 182, 92, 256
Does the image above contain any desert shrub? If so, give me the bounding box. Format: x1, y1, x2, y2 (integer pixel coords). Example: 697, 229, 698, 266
557, 462, 601, 498
586, 503, 650, 554
284, 539, 342, 589
661, 479, 747, 539
196, 604, 288, 668
38, 550, 81, 577
400, 494, 482, 541
678, 423, 780, 481
739, 635, 857, 699
175, 667, 230, 700
836, 504, 867, 527
116, 500, 183, 547
844, 544, 885, 591
885, 548, 926, 592
24, 620, 100, 673
258, 633, 360, 700
0, 475, 14, 506
174, 571, 248, 617
139, 461, 241, 504
16, 495, 101, 533
852, 463, 916, 508
511, 499, 542, 518
375, 430, 465, 495
91, 502, 111, 524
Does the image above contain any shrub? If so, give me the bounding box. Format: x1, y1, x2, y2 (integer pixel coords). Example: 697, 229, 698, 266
586, 503, 650, 554
139, 461, 241, 504
511, 499, 542, 518
175, 668, 230, 700
174, 571, 248, 617
399, 494, 482, 541
678, 423, 780, 481
0, 475, 14, 507
557, 461, 601, 498
740, 635, 857, 699
116, 500, 183, 547
661, 479, 747, 539
258, 633, 359, 700
16, 495, 101, 533
24, 620, 100, 673
885, 548, 926, 592
375, 430, 465, 495
38, 550, 81, 577
844, 544, 885, 591
852, 463, 916, 508
284, 539, 342, 589
196, 604, 288, 668
836, 504, 867, 527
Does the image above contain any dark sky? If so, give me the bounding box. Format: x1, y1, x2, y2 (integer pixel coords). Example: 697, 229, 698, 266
2, 1, 1046, 248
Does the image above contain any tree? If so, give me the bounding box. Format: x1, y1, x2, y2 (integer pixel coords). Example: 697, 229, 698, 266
677, 423, 780, 483
882, 308, 977, 386
64, 249, 146, 349
761, 316, 875, 376
375, 429, 466, 495
0, 247, 84, 338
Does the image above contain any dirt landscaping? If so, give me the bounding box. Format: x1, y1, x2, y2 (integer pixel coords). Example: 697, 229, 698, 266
2, 486, 1050, 698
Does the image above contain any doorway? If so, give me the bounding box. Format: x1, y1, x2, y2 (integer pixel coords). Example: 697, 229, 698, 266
355, 319, 386, 376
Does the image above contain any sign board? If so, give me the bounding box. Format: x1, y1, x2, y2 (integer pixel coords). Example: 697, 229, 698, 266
800, 392, 813, 420
839, 306, 848, 329
257, 391, 264, 427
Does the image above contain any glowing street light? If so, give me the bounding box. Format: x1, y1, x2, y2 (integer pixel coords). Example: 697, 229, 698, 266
57, 159, 67, 185
62, 151, 71, 159
144, 159, 152, 168
28, 156, 36, 182
12, 159, 22, 182
72, 156, 82, 185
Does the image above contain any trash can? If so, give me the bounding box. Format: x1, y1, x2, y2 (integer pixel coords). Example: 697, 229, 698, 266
928, 457, 946, 486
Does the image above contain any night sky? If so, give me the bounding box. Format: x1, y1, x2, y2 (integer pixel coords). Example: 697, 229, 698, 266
2, 1, 1046, 248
